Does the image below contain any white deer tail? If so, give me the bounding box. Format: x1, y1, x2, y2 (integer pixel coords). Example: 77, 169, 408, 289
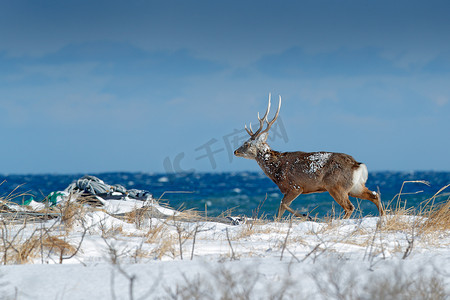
350, 163, 368, 194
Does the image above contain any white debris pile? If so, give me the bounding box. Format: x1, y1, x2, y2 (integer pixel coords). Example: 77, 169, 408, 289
0, 175, 179, 217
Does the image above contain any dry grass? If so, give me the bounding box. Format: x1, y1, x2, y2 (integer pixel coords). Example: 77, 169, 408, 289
382, 208, 418, 231
145, 222, 169, 243
1, 229, 77, 264
100, 221, 124, 238
124, 206, 151, 228
40, 235, 77, 256
0, 181, 31, 206
58, 197, 87, 231
236, 224, 270, 240
233, 216, 275, 240
423, 199, 450, 230
381, 183, 450, 234
420, 184, 450, 232
9, 233, 40, 264
150, 234, 177, 259
283, 182, 450, 262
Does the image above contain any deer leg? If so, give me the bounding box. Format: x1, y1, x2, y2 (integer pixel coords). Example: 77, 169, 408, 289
350, 187, 385, 216
277, 189, 303, 219
283, 204, 308, 219
328, 188, 355, 219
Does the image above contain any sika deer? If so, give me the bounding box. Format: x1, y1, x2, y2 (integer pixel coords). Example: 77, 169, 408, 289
234, 95, 385, 219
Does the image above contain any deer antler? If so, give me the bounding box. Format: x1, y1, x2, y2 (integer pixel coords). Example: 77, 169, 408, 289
245, 94, 277, 137
260, 95, 281, 136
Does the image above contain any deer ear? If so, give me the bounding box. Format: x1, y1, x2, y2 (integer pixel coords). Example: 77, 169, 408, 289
257, 132, 268, 142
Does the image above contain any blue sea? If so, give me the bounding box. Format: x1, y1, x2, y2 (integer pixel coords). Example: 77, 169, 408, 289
1, 171, 449, 218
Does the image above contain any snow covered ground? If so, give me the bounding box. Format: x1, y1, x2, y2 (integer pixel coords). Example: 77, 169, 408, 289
0, 201, 449, 299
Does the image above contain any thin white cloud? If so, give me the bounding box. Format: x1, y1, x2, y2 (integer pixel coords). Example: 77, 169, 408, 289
433, 96, 449, 107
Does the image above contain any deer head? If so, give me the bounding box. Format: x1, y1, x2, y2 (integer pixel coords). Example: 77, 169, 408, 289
234, 94, 281, 160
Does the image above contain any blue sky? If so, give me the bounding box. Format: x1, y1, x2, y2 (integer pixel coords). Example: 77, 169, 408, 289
0, 0, 449, 174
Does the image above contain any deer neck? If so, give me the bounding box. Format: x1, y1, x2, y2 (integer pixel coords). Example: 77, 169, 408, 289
255, 146, 282, 181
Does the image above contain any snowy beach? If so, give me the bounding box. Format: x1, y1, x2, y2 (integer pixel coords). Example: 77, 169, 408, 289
0, 194, 449, 299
